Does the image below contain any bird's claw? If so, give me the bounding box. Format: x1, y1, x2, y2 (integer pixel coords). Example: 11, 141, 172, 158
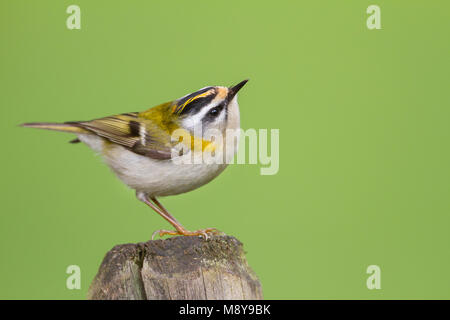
151, 227, 220, 240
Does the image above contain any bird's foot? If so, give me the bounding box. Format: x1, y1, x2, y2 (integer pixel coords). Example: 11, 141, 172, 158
151, 227, 220, 240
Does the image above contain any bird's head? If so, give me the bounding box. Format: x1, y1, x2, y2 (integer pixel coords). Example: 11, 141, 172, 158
171, 79, 248, 135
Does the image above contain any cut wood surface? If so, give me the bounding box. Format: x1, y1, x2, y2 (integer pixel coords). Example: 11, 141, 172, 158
87, 235, 263, 300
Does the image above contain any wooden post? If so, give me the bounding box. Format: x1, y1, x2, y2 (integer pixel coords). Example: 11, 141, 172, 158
87, 235, 263, 300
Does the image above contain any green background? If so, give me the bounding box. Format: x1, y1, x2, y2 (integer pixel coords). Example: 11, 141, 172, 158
1, 0, 449, 299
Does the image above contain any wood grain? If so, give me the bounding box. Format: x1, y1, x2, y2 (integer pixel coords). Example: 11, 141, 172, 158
87, 235, 263, 300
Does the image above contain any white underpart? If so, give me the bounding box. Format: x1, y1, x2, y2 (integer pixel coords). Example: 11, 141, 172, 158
77, 96, 241, 197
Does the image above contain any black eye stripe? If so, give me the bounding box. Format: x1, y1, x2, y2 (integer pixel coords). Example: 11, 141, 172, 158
212, 103, 225, 113
203, 103, 225, 122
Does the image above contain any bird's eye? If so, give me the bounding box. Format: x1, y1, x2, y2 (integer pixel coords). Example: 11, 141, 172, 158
209, 107, 219, 116
203, 104, 225, 123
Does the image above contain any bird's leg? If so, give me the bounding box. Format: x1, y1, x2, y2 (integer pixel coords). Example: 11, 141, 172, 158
136, 191, 186, 233
136, 191, 219, 239
149, 196, 220, 239
150, 197, 182, 225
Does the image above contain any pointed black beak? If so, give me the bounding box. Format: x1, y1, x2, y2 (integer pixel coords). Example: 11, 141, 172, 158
228, 79, 249, 100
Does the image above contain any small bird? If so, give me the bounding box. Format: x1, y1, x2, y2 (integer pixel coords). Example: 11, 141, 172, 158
22, 80, 248, 239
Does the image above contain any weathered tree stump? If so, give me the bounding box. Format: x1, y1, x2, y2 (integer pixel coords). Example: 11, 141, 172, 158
87, 235, 263, 300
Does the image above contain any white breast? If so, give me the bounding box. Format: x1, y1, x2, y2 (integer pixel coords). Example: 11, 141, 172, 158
77, 133, 228, 197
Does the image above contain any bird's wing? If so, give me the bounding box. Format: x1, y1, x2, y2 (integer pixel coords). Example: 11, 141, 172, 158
67, 112, 176, 160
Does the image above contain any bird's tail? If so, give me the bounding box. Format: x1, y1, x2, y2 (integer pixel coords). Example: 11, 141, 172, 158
20, 122, 86, 134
